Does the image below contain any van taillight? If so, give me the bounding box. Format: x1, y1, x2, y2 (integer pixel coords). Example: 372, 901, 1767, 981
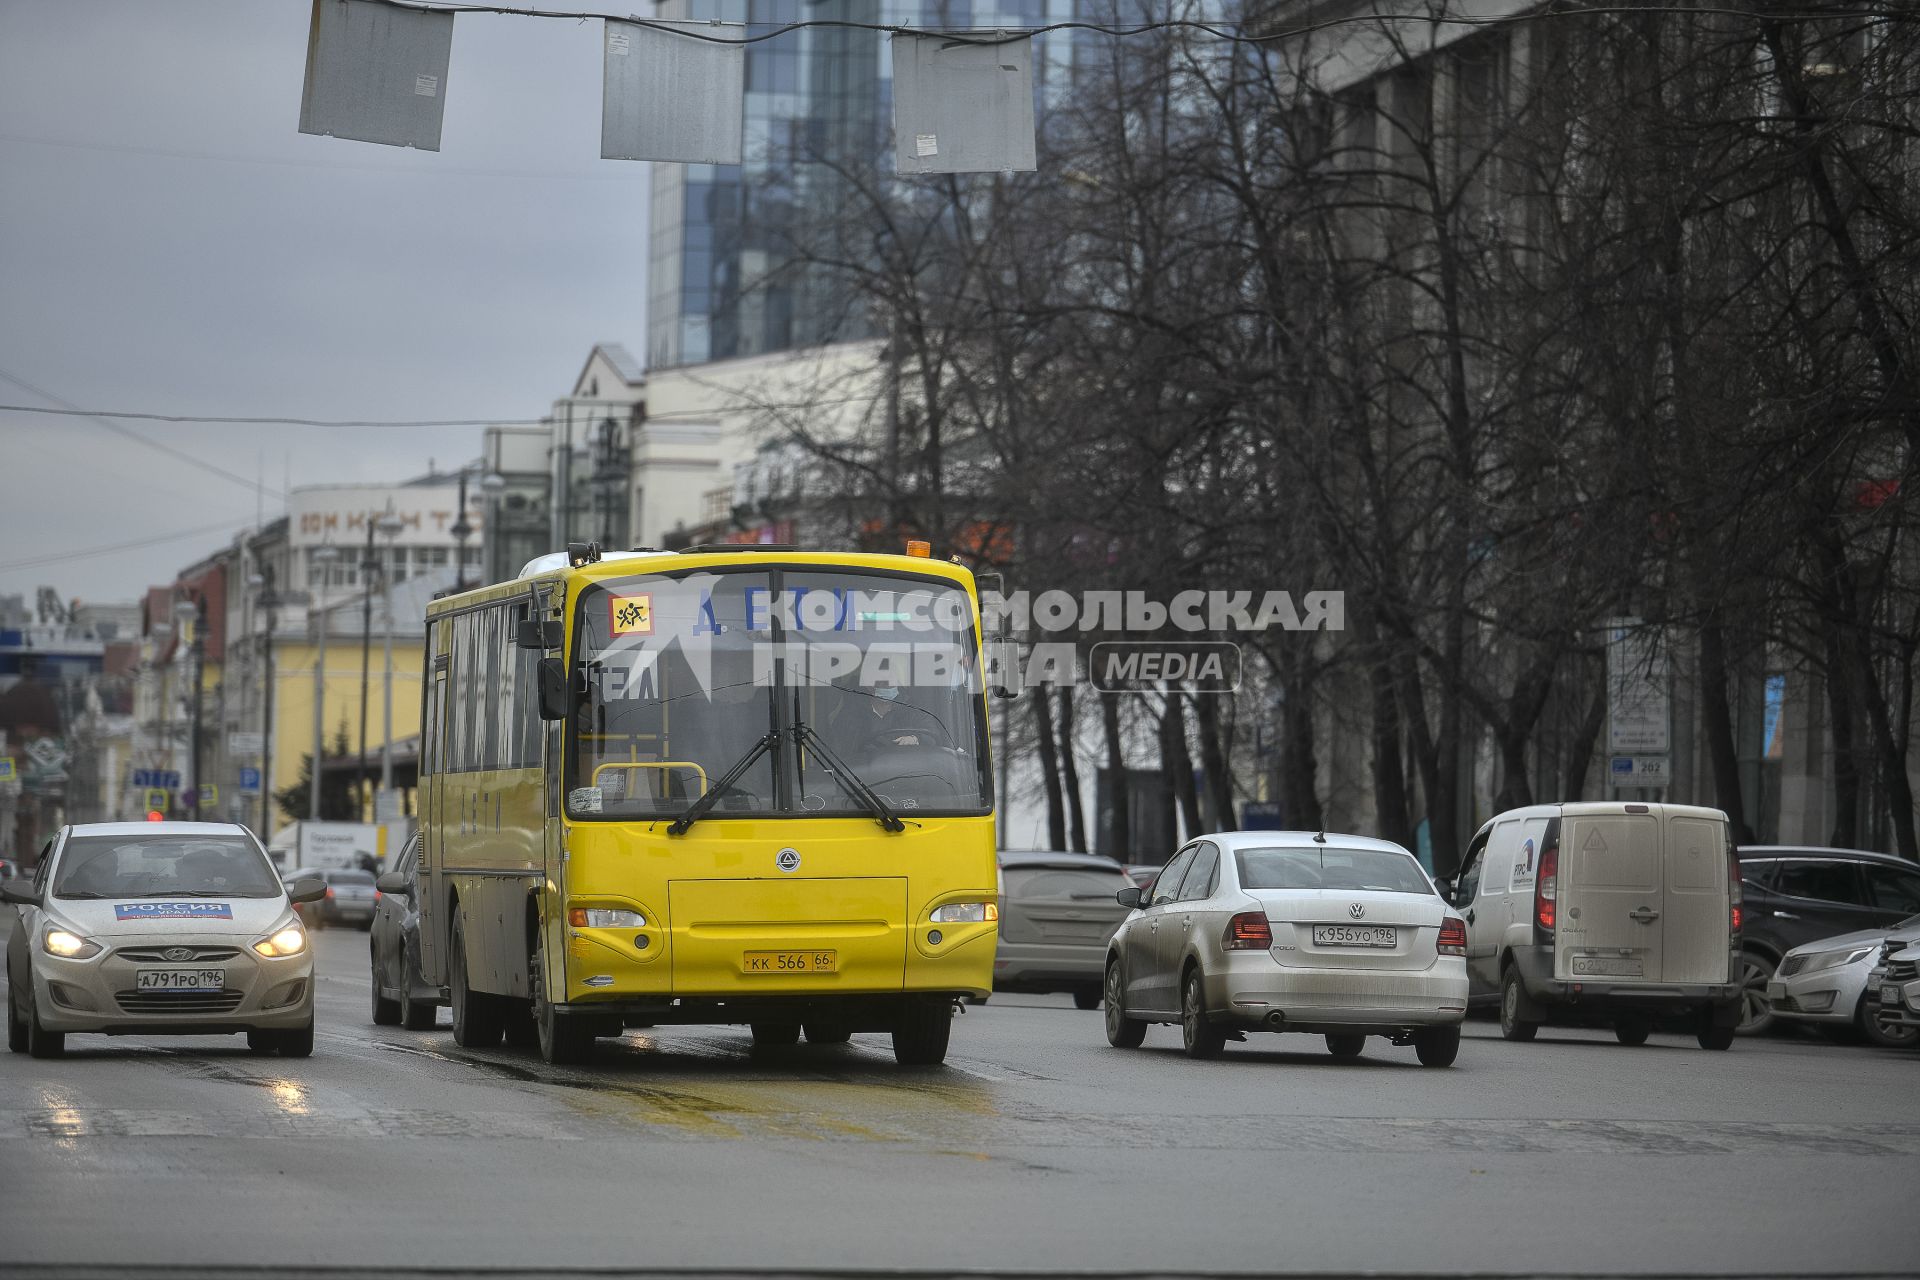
1437, 917, 1467, 956
325, 886, 336, 900
1535, 843, 1558, 932
1729, 844, 1742, 935
1225, 911, 1272, 950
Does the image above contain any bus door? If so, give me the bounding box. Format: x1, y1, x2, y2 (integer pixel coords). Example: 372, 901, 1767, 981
420, 648, 450, 984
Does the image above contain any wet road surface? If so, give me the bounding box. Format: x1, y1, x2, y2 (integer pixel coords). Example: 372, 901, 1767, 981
2, 917, 1917, 1275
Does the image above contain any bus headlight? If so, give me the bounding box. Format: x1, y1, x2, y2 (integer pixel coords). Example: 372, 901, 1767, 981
43, 927, 101, 959
930, 902, 998, 924
569, 908, 646, 928
252, 927, 308, 958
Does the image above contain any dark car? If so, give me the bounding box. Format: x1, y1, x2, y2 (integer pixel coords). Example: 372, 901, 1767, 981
1736, 846, 1920, 1034
995, 851, 1136, 1008
369, 835, 439, 1030
287, 866, 380, 931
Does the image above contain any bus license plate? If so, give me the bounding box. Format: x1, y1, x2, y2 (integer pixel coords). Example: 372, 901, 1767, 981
135, 968, 224, 992
742, 951, 838, 975
1311, 926, 1395, 948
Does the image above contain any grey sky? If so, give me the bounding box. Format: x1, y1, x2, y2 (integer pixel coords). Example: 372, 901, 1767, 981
0, 0, 649, 606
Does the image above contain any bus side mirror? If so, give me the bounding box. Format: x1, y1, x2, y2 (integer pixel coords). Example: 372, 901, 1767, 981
518, 619, 563, 649
538, 657, 571, 720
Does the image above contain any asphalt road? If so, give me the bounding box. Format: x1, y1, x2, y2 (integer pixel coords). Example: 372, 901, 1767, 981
2, 915, 1917, 1279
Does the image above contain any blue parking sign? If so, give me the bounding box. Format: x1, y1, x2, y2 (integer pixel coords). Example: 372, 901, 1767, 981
238, 767, 262, 793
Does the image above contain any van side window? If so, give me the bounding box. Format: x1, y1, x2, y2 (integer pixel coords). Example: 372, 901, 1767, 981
1455, 832, 1488, 903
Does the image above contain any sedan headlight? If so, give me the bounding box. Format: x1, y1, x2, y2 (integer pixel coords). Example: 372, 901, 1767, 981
930, 901, 998, 923
252, 926, 308, 958
568, 908, 647, 929
42, 927, 101, 959
1810, 946, 1875, 972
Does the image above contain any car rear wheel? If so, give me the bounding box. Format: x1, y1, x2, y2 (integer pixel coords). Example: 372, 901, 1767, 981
370, 940, 401, 1026
1072, 985, 1102, 1010
1735, 951, 1776, 1036
1104, 960, 1146, 1048
1614, 1016, 1652, 1046
1180, 969, 1225, 1060
1697, 1025, 1735, 1051
449, 915, 504, 1049
1414, 1025, 1461, 1068
1325, 1033, 1365, 1058
1500, 966, 1539, 1041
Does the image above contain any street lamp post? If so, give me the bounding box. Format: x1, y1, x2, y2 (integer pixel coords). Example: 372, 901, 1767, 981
176, 595, 207, 818
451, 464, 506, 592
358, 516, 377, 818
256, 569, 281, 839
376, 507, 404, 798
308, 543, 339, 821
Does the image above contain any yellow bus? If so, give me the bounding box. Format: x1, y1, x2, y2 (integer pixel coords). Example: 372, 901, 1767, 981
414, 543, 997, 1066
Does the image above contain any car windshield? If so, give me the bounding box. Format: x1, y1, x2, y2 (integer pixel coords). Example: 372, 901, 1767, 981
1237, 846, 1434, 895
51, 834, 283, 899
328, 870, 375, 885
569, 567, 991, 821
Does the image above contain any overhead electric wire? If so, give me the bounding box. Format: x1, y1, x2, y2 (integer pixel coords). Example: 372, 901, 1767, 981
0, 404, 549, 429
0, 369, 287, 501
369, 0, 1911, 46
0, 519, 253, 574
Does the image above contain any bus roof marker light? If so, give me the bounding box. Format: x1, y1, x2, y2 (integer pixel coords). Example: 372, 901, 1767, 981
906, 540, 931, 558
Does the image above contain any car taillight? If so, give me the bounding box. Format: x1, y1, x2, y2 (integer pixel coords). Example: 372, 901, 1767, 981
1437, 917, 1467, 956
1729, 844, 1742, 935
1535, 843, 1558, 932
325, 887, 336, 900
1224, 911, 1272, 950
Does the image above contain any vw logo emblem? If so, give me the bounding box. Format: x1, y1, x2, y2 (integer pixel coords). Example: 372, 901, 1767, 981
164, 947, 193, 962
775, 848, 801, 873
1348, 903, 1365, 920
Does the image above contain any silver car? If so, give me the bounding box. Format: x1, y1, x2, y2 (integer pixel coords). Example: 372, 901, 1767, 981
1769, 917, 1920, 1047
4, 822, 325, 1058
1104, 831, 1469, 1065
1867, 941, 1920, 1040
994, 851, 1134, 1008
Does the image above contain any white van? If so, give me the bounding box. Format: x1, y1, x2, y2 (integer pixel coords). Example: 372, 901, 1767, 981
1448, 802, 1743, 1050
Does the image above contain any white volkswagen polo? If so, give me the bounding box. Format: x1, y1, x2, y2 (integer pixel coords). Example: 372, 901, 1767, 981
4, 822, 325, 1058
1103, 831, 1469, 1065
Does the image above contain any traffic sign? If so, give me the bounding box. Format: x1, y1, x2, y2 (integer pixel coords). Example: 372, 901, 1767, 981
229, 732, 264, 757
238, 767, 262, 793
0, 759, 13, 781
198, 783, 219, 807
1609, 755, 1670, 789
132, 768, 182, 791
143, 787, 170, 813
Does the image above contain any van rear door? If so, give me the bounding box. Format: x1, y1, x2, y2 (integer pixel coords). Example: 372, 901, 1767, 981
1661, 810, 1732, 984
1556, 808, 1663, 983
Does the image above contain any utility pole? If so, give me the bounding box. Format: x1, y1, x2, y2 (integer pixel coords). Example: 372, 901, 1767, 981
308, 544, 337, 821
377, 508, 403, 796
186, 594, 206, 817
257, 568, 280, 838
358, 516, 376, 817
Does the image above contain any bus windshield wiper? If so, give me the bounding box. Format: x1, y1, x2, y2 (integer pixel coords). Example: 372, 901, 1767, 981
667, 730, 780, 836
790, 721, 906, 833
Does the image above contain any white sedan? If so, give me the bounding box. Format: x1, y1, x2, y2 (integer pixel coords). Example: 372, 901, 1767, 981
4, 821, 325, 1058
1103, 830, 1469, 1065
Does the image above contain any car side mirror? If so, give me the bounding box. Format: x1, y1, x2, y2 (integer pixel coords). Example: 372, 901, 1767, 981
538, 656, 571, 720
1115, 886, 1142, 909
285, 877, 327, 906
375, 871, 411, 896
0, 882, 42, 907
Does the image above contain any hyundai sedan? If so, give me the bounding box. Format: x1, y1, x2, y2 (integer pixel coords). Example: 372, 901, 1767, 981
4, 822, 325, 1058
1103, 831, 1469, 1065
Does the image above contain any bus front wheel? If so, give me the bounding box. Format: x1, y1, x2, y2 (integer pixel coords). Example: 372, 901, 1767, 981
532, 941, 593, 1065
891, 997, 952, 1067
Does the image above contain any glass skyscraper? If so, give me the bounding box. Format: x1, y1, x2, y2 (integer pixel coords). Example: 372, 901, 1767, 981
646, 0, 1079, 371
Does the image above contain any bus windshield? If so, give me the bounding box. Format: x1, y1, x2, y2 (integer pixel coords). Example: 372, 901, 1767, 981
568, 567, 991, 822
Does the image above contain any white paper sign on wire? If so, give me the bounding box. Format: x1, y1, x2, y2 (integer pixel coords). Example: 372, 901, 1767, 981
601, 19, 746, 165
1606, 618, 1671, 754
299, 0, 455, 151
892, 32, 1036, 175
